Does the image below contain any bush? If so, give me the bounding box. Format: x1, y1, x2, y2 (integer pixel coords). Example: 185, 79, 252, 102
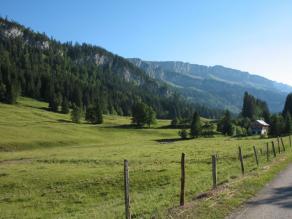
201, 122, 216, 137
171, 117, 178, 127
178, 129, 188, 139
233, 125, 247, 137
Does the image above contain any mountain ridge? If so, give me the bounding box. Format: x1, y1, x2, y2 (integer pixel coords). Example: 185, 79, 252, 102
128, 58, 291, 113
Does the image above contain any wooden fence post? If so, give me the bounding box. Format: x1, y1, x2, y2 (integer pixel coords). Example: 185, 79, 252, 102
266, 142, 269, 161
289, 135, 292, 148
253, 146, 259, 167
180, 153, 185, 207
277, 137, 281, 154
124, 160, 131, 219
212, 155, 217, 188
239, 146, 244, 175
272, 141, 276, 157
280, 137, 286, 152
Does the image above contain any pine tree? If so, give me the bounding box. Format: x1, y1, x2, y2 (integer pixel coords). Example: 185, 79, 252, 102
6, 80, 19, 104
270, 114, 284, 136
49, 92, 62, 112
85, 102, 103, 124
283, 93, 292, 117
0, 82, 6, 102
285, 112, 292, 134
242, 92, 256, 119
61, 98, 69, 114
190, 112, 201, 138
71, 104, 82, 123
220, 110, 233, 136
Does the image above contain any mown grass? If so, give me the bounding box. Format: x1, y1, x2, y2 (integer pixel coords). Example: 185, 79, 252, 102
0, 97, 291, 218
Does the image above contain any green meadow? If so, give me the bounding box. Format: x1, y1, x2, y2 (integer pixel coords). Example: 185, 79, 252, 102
0, 97, 291, 219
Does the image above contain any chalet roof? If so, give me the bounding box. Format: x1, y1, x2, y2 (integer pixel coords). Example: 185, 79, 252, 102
255, 120, 270, 126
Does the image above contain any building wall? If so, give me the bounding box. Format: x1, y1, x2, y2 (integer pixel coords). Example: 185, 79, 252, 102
252, 127, 268, 135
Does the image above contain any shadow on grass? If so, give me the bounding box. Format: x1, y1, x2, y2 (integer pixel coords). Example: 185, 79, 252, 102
57, 119, 73, 123
155, 138, 190, 144
104, 124, 152, 129
156, 125, 189, 129
23, 103, 50, 112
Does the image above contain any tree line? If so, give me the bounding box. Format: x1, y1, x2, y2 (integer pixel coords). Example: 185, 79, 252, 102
177, 91, 292, 139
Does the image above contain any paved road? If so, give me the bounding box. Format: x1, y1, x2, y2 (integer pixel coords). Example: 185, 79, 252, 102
228, 164, 292, 219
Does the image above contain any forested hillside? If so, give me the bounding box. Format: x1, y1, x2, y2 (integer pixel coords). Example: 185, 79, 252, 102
0, 17, 224, 119
129, 58, 291, 113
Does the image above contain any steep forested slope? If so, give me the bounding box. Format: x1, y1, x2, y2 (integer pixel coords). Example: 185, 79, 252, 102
0, 18, 224, 119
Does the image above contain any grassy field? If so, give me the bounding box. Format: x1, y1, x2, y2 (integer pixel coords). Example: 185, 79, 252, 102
0, 97, 292, 219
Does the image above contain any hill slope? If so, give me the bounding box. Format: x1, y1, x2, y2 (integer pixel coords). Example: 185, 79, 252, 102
0, 17, 223, 119
128, 58, 291, 113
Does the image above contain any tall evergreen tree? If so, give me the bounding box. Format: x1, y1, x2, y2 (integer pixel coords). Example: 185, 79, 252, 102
270, 114, 284, 136
190, 112, 201, 138
242, 91, 270, 121
219, 110, 233, 136
71, 104, 82, 123
61, 98, 69, 114
283, 93, 292, 117
285, 112, 292, 134
85, 102, 103, 124
6, 79, 19, 104
242, 92, 255, 119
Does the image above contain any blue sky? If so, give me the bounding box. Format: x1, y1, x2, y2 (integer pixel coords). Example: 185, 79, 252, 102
1, 0, 292, 85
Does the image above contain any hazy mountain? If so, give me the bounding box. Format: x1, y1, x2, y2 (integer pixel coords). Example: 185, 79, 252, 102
128, 58, 291, 113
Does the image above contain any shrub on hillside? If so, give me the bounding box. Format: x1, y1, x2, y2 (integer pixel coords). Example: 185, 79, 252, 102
178, 129, 188, 139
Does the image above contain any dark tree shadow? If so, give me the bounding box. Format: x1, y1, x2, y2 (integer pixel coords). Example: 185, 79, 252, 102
156, 124, 190, 129
104, 124, 141, 129
57, 119, 72, 123
247, 186, 292, 209
23, 104, 50, 112
155, 138, 190, 143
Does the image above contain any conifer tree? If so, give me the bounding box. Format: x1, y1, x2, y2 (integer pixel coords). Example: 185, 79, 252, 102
270, 114, 284, 136
61, 98, 69, 114
285, 112, 292, 134
71, 104, 82, 123
85, 102, 103, 124
219, 110, 233, 136
190, 112, 201, 138
283, 93, 292, 117
242, 92, 256, 119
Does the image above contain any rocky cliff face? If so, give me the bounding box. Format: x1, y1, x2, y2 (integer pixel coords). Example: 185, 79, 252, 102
129, 58, 291, 113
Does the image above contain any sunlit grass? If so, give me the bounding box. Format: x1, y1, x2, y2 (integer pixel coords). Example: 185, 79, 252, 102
0, 97, 291, 218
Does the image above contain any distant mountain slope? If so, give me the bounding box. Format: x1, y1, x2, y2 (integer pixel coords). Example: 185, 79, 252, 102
128, 58, 291, 113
